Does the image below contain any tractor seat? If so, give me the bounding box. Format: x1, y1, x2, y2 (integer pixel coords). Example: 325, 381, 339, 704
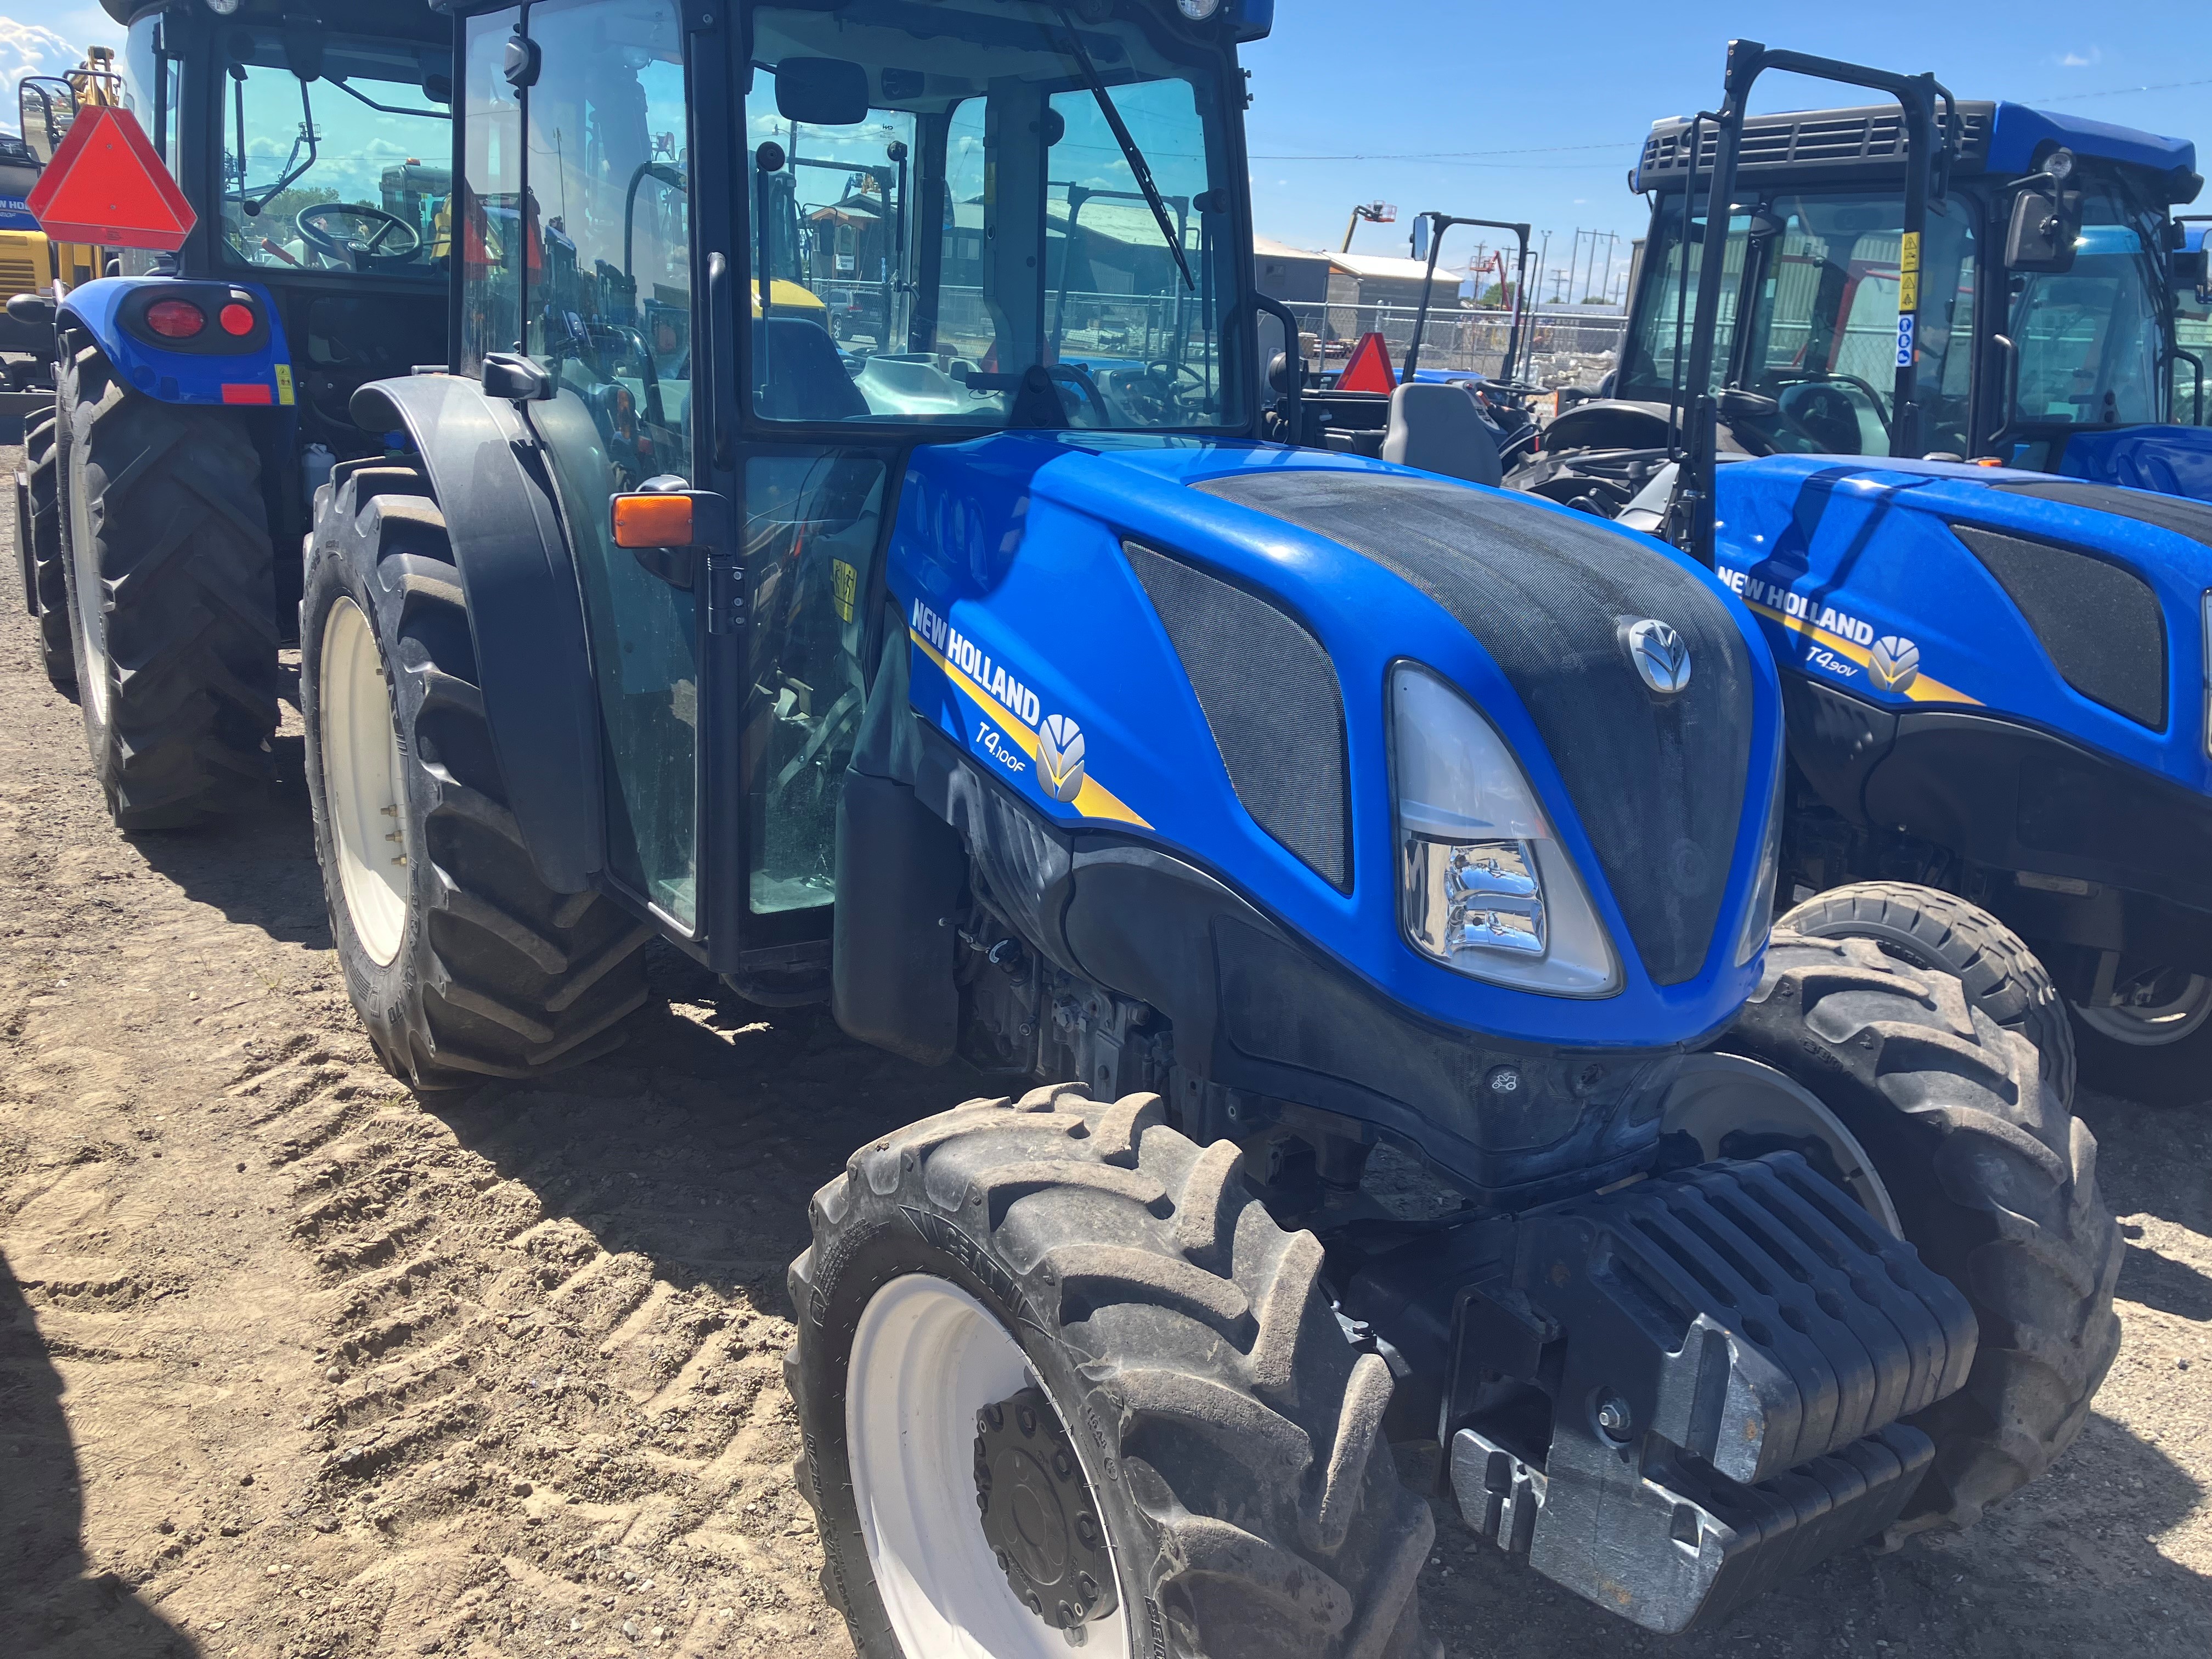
1382, 380, 1503, 487
754, 317, 869, 423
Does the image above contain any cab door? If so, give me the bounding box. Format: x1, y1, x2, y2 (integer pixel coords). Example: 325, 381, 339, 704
459, 0, 732, 944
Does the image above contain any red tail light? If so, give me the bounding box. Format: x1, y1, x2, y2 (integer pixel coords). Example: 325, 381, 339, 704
218, 302, 256, 336
144, 299, 206, 338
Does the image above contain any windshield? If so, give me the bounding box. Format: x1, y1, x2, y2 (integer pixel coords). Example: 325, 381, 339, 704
745, 1, 1244, 431
220, 27, 452, 275
1623, 190, 1978, 455
2008, 183, 2166, 430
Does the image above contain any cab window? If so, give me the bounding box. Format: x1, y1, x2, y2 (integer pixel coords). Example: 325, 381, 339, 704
219, 26, 453, 275
743, 0, 1245, 431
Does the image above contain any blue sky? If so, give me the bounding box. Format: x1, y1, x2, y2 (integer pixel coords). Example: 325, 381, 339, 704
12, 4, 2208, 304
1244, 0, 2209, 299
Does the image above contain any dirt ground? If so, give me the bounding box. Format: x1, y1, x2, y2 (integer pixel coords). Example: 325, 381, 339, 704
1, 441, 2208, 1659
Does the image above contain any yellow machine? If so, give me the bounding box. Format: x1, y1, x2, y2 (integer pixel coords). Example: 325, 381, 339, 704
12, 45, 127, 295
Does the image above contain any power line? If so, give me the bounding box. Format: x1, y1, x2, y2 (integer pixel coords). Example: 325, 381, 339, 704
1248, 142, 1626, 161
1250, 69, 2212, 167
2030, 74, 2212, 103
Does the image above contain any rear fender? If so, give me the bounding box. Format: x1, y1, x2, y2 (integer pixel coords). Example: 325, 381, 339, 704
56, 275, 296, 408
348, 372, 604, 894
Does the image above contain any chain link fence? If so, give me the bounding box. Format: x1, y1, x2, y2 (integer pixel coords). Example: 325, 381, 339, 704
1274, 301, 1628, 388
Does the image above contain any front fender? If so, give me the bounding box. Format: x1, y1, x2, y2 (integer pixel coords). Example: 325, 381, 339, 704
57, 275, 295, 408
348, 372, 603, 894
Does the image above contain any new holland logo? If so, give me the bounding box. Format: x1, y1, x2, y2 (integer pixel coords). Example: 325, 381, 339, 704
1869, 635, 1921, 693
1037, 714, 1087, 804
1624, 618, 1692, 696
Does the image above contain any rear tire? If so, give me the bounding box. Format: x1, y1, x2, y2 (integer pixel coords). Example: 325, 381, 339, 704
19, 408, 74, 690
302, 462, 653, 1088
1724, 932, 2122, 1540
57, 343, 277, 827
789, 1085, 1437, 1659
1778, 881, 2076, 1105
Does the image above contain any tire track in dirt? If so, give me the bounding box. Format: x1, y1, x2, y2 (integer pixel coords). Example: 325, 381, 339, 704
211, 989, 975, 1656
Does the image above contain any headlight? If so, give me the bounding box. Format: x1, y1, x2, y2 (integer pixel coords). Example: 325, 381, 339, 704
1736, 762, 1785, 966
1391, 664, 1621, 997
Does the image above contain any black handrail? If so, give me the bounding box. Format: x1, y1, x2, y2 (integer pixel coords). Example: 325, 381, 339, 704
1671, 40, 1957, 567
1403, 213, 1533, 385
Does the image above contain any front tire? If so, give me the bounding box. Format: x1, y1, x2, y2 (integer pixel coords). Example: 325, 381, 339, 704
1778, 881, 2076, 1105
57, 343, 278, 827
302, 461, 653, 1088
1722, 932, 2122, 1539
788, 1085, 1437, 1659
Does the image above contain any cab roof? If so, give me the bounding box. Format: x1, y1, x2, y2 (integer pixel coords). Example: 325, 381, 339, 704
1635, 98, 2196, 195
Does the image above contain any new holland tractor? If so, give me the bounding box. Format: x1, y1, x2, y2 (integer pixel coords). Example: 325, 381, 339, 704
299, 4, 2118, 1652
12, 0, 455, 827
1520, 43, 2212, 1109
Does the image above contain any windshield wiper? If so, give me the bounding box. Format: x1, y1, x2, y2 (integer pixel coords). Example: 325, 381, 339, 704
1051, 7, 1193, 292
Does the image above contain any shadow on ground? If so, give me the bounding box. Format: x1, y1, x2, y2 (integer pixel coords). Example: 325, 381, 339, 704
0, 1250, 196, 1657
124, 742, 328, 949
420, 951, 992, 1319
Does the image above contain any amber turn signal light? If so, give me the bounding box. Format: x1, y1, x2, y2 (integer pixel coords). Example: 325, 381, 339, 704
612, 493, 693, 548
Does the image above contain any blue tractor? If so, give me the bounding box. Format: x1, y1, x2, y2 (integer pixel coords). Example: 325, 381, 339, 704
12, 0, 453, 827
1522, 42, 2212, 1108
300, 4, 2117, 1651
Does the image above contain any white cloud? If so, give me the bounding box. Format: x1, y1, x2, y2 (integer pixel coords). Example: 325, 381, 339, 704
1, 16, 92, 129
2057, 47, 2103, 68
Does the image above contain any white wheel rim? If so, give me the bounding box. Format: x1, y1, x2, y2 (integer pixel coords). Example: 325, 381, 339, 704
2074, 974, 2212, 1047
319, 597, 410, 966
65, 453, 109, 724
846, 1274, 1132, 1659
1660, 1053, 1904, 1239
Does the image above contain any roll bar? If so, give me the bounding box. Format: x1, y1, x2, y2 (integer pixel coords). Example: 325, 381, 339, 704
1669, 41, 1957, 567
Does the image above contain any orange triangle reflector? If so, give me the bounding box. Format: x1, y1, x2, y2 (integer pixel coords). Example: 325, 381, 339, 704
25, 105, 196, 251
1335, 330, 1396, 393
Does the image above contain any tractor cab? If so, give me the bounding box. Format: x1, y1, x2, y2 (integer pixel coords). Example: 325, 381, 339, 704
1517, 95, 2205, 512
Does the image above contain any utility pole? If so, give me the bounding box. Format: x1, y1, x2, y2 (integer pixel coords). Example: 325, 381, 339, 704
1537, 229, 1551, 311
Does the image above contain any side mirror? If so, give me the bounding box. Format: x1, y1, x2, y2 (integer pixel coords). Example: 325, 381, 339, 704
775, 57, 869, 126
2174, 247, 2210, 302
17, 76, 76, 167
480, 351, 554, 403
2006, 189, 2078, 274
282, 13, 326, 83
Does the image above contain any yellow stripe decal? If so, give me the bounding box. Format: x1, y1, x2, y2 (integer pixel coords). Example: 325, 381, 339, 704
1742, 597, 1980, 706
910, 628, 1151, 828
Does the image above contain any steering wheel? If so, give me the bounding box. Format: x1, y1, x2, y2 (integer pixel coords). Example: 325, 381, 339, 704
296, 203, 422, 268
1774, 373, 1894, 444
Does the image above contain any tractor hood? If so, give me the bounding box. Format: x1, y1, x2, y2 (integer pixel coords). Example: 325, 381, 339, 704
1711, 454, 2212, 797
883, 435, 1785, 1052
